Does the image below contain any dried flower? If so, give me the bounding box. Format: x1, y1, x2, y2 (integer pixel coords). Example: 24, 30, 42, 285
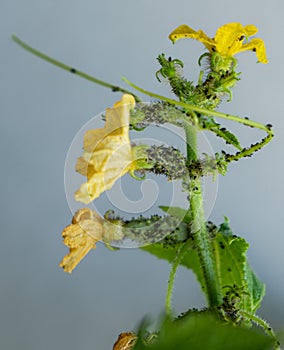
113, 332, 137, 350
59, 208, 104, 273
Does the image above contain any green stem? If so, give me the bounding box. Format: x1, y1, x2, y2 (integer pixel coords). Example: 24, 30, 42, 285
122, 77, 273, 135
185, 121, 198, 161
166, 238, 197, 316
12, 35, 141, 102
185, 123, 222, 308
166, 243, 186, 316
238, 311, 280, 349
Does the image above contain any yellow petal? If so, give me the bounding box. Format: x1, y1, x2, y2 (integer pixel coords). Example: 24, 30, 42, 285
75, 143, 134, 204
239, 38, 269, 64
114, 93, 136, 109
169, 24, 199, 42
84, 94, 135, 153
75, 156, 95, 177
75, 94, 137, 204
72, 207, 103, 224
214, 22, 248, 56
214, 23, 268, 62
169, 24, 213, 51
170, 22, 268, 63
59, 208, 104, 273
244, 24, 258, 36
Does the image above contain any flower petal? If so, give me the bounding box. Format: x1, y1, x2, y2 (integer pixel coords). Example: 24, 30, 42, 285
83, 95, 135, 153
170, 22, 268, 64
72, 207, 103, 224
214, 22, 248, 56
214, 23, 268, 62
239, 38, 269, 64
75, 94, 137, 204
169, 24, 213, 51
244, 24, 258, 36
59, 208, 104, 273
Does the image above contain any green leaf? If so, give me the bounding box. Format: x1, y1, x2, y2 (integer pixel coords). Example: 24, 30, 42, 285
141, 228, 204, 289
199, 116, 242, 150
215, 218, 265, 314
245, 262, 266, 314
142, 216, 265, 316
216, 127, 242, 150
134, 313, 274, 350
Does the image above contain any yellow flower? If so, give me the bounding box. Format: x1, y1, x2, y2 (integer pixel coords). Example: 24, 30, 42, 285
75, 94, 139, 204
59, 208, 104, 273
169, 22, 268, 64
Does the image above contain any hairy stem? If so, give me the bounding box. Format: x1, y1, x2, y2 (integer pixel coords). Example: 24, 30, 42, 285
185, 124, 222, 307
238, 311, 280, 349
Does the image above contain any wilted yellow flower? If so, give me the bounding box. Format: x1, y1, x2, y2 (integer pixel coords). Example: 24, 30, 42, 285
59, 208, 104, 273
169, 22, 268, 63
75, 94, 141, 204
113, 332, 137, 350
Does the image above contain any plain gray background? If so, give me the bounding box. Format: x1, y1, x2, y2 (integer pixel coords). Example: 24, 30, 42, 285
2, 0, 284, 349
